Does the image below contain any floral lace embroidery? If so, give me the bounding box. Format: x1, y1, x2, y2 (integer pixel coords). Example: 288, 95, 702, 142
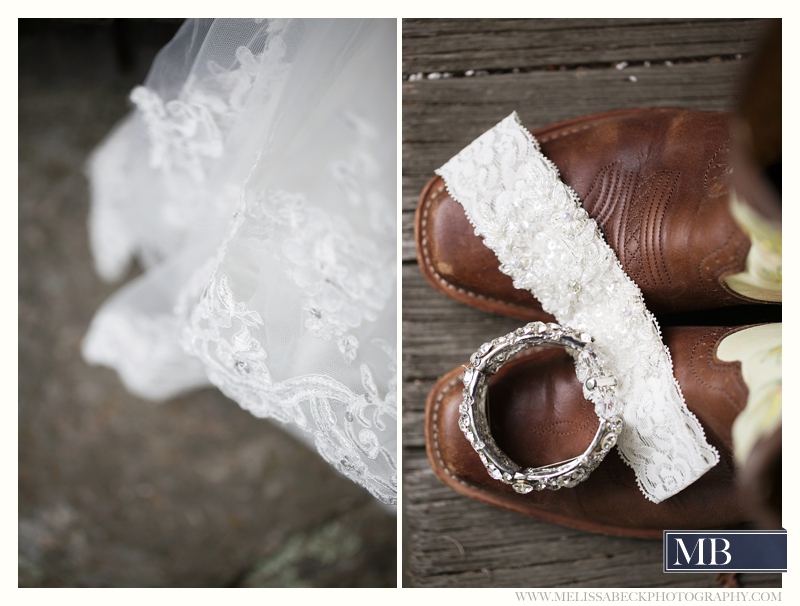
437, 112, 718, 503
244, 189, 394, 363
182, 272, 397, 505
130, 86, 223, 182
131, 19, 289, 183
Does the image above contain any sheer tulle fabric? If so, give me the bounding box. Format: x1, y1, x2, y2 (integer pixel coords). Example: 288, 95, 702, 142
83, 19, 397, 505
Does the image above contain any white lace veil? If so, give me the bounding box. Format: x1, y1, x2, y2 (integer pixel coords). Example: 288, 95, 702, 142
83, 19, 397, 505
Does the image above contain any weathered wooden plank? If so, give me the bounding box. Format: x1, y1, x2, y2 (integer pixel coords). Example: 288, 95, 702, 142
402, 61, 746, 202
401, 377, 437, 449
401, 210, 416, 261
404, 461, 780, 588
403, 269, 523, 376
403, 18, 764, 74
402, 377, 434, 415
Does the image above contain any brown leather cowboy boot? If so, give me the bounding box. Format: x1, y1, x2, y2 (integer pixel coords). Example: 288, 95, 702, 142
416, 108, 780, 321
426, 325, 767, 538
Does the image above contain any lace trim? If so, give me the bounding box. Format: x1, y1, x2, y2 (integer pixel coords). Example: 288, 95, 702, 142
177, 183, 396, 504
182, 272, 397, 505
436, 112, 718, 503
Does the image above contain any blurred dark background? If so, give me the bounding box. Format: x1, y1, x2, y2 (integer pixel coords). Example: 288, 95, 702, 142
19, 18, 396, 588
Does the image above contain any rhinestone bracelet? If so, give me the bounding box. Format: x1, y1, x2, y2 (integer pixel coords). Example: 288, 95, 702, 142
459, 321, 622, 494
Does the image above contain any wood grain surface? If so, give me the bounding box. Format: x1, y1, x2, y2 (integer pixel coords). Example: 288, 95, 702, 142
401, 18, 780, 589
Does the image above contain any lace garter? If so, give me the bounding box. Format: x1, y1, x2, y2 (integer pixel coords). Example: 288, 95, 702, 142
436, 112, 718, 503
